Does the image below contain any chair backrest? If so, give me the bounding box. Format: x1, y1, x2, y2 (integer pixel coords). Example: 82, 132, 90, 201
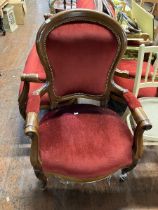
36, 9, 126, 107
133, 44, 158, 97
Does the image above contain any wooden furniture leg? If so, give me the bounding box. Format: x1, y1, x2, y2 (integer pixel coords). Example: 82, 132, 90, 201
0, 16, 6, 36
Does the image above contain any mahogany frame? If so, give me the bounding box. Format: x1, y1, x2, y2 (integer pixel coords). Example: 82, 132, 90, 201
19, 9, 152, 188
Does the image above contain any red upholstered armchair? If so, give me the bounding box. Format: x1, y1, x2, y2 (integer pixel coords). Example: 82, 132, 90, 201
22, 9, 151, 189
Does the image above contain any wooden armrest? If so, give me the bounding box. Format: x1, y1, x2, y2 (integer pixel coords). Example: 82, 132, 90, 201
21, 73, 46, 83
112, 82, 152, 159
131, 107, 152, 159
112, 82, 152, 130
25, 112, 39, 136
131, 107, 152, 130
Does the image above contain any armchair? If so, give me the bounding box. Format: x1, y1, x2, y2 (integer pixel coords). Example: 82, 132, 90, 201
21, 9, 152, 189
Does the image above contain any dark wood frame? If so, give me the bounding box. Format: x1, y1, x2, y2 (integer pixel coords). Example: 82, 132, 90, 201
19, 9, 152, 188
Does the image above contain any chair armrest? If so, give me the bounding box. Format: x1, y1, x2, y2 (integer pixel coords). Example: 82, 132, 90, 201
123, 91, 152, 130
21, 73, 46, 83
25, 112, 39, 137
111, 82, 152, 158
131, 107, 152, 130
25, 94, 40, 136
111, 81, 152, 129
25, 83, 49, 136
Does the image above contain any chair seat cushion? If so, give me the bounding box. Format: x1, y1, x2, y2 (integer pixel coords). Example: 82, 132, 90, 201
19, 45, 49, 106
117, 59, 154, 77
114, 59, 157, 97
39, 104, 133, 180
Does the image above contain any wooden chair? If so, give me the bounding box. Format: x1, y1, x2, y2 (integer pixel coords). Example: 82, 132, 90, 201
20, 10, 151, 189
126, 44, 158, 145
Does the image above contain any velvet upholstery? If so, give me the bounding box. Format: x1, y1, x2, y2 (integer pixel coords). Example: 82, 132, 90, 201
39, 104, 133, 179
19, 45, 49, 106
19, 0, 96, 107
46, 23, 118, 96
77, 0, 95, 9
114, 59, 157, 97
117, 59, 154, 77
123, 91, 142, 110
26, 95, 41, 113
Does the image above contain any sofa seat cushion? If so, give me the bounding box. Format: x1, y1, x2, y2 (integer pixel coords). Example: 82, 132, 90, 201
39, 104, 133, 180
114, 59, 157, 97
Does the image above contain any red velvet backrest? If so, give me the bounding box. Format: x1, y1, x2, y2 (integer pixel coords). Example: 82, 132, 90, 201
46, 22, 118, 96
36, 10, 126, 102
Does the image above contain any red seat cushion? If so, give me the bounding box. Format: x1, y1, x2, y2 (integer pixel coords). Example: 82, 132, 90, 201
77, 0, 95, 9
19, 45, 49, 106
114, 59, 157, 97
117, 59, 154, 77
39, 104, 133, 180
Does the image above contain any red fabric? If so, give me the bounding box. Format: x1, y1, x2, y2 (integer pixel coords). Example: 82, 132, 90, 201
117, 59, 154, 77
114, 59, 157, 97
77, 0, 95, 9
38, 73, 46, 81
123, 91, 142, 110
19, 45, 50, 106
107, 2, 115, 17
114, 76, 157, 97
103, 0, 116, 17
46, 23, 118, 96
26, 94, 41, 113
39, 105, 133, 179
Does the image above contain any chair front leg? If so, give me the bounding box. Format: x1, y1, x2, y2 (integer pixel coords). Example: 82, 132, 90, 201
25, 112, 47, 189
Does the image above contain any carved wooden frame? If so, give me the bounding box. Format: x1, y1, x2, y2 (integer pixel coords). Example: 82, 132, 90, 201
21, 9, 151, 186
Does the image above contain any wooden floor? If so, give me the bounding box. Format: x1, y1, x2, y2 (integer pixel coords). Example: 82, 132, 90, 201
0, 0, 158, 209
